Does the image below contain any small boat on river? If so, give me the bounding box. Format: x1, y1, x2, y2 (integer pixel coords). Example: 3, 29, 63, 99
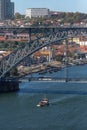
37, 97, 49, 107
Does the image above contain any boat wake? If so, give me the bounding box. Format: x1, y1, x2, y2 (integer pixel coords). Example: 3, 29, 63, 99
49, 95, 76, 104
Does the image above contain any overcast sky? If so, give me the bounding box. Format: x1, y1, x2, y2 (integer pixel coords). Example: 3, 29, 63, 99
12, 0, 87, 14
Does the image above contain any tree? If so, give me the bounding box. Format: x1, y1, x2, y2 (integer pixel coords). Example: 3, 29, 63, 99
10, 67, 19, 76
14, 12, 22, 19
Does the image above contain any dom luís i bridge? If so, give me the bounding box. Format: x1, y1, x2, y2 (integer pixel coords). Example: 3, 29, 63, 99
0, 26, 87, 92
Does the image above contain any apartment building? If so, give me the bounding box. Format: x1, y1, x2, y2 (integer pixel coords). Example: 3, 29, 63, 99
25, 8, 50, 18
0, 0, 14, 20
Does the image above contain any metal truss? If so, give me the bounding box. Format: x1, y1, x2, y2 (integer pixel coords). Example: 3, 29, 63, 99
0, 27, 87, 78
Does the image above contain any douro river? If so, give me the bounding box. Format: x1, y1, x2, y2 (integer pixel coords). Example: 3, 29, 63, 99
0, 64, 87, 129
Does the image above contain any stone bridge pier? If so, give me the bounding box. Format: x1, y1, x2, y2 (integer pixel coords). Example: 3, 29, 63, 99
0, 81, 19, 93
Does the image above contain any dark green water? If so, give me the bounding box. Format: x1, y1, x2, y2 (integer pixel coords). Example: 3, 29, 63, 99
1, 65, 87, 130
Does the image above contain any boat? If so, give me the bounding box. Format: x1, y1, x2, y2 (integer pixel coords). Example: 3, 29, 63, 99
38, 76, 52, 81
37, 97, 49, 107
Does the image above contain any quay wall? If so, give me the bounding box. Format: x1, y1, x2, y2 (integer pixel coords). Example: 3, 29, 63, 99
18, 61, 62, 76
0, 81, 19, 93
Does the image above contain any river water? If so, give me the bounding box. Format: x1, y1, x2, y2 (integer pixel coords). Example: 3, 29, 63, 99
1, 64, 87, 129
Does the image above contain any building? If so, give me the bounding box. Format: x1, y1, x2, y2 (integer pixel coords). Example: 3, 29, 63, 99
6, 0, 14, 19
0, 0, 4, 20
25, 8, 50, 18
0, 32, 29, 42
0, 0, 14, 20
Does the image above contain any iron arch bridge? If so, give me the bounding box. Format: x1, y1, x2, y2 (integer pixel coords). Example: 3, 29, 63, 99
0, 27, 87, 79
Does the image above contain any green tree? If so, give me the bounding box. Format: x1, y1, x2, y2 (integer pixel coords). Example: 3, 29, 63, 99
14, 13, 22, 19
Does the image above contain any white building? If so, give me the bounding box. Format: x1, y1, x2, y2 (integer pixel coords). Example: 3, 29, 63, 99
25, 8, 50, 18
79, 41, 87, 46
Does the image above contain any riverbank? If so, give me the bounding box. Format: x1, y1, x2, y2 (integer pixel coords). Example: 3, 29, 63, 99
18, 61, 62, 76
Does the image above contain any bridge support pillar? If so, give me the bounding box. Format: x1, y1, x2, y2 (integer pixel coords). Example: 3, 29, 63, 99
0, 81, 19, 93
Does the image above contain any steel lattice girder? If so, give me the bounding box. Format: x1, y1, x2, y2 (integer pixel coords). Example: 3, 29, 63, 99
0, 28, 87, 78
